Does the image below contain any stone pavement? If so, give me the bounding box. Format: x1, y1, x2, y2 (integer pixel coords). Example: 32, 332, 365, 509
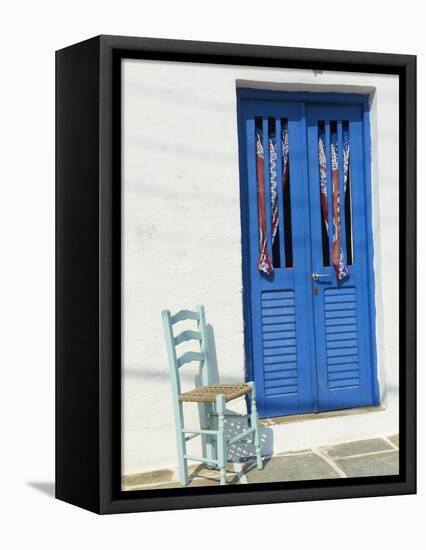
122, 434, 399, 491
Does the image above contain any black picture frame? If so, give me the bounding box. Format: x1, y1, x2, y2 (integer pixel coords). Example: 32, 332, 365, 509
56, 35, 416, 514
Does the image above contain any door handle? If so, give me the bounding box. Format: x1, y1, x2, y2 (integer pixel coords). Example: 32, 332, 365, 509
312, 272, 331, 281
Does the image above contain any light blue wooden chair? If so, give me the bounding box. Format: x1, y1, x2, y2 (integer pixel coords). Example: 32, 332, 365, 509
162, 305, 263, 486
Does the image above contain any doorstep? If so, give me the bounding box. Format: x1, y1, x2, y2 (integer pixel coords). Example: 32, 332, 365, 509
260, 405, 385, 426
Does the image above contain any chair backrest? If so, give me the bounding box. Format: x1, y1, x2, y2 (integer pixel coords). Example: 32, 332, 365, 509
162, 305, 212, 399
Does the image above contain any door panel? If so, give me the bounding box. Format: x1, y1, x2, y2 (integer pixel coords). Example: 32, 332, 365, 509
242, 100, 316, 418
238, 93, 379, 419
306, 104, 378, 411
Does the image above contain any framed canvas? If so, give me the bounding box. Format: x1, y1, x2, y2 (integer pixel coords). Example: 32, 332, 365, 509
56, 35, 416, 514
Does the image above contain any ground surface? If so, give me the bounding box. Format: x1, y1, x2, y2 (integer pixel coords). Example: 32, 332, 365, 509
122, 434, 399, 490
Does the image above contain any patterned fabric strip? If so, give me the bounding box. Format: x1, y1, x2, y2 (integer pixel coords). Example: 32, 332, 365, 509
343, 125, 350, 195
256, 127, 289, 275
318, 134, 329, 235
318, 130, 349, 280
256, 130, 273, 274
330, 134, 349, 280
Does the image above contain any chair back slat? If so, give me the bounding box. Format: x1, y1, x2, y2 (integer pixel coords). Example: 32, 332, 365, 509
174, 330, 202, 346
177, 351, 205, 368
162, 305, 212, 398
171, 310, 200, 324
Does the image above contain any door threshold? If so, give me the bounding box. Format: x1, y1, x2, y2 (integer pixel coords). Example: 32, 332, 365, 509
260, 405, 385, 427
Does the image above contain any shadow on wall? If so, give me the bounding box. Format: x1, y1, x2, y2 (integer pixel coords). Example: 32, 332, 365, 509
194, 324, 220, 386
123, 323, 239, 384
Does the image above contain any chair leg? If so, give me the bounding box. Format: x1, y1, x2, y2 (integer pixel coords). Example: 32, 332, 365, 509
205, 402, 217, 469
248, 382, 263, 470
216, 394, 227, 485
174, 400, 189, 485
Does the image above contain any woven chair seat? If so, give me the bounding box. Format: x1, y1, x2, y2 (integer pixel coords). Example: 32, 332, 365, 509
179, 383, 251, 403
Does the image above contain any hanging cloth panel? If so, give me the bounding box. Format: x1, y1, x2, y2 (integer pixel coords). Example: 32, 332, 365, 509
318, 129, 349, 281
330, 133, 349, 280
318, 134, 329, 236
343, 124, 350, 195
256, 127, 289, 275
255, 130, 273, 274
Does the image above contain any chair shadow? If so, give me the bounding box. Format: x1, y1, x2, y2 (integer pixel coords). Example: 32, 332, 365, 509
192, 325, 273, 477
239, 454, 273, 477
26, 481, 55, 498
224, 412, 273, 465
187, 415, 273, 485
188, 463, 241, 485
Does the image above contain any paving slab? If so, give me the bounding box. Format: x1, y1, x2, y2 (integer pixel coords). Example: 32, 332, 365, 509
321, 438, 393, 459
245, 453, 339, 483
335, 450, 399, 477
188, 465, 237, 482
388, 434, 399, 447
276, 449, 312, 456
121, 434, 401, 489
152, 480, 217, 489
189, 464, 220, 475
153, 473, 240, 489
122, 468, 174, 489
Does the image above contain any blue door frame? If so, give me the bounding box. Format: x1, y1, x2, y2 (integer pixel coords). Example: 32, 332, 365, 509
237, 89, 379, 419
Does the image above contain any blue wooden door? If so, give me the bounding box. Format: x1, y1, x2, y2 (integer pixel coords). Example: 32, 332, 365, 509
238, 91, 379, 418
306, 103, 379, 412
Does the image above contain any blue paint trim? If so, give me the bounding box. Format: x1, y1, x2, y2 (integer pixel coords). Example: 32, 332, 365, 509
245, 113, 268, 416
301, 102, 320, 413
362, 99, 380, 405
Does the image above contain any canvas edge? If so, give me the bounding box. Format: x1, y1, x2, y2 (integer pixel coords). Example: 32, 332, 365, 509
55, 35, 416, 515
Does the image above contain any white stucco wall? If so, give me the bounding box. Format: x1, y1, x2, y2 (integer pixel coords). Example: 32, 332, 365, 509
122, 59, 399, 475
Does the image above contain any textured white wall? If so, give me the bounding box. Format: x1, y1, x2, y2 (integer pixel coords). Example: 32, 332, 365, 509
122, 60, 399, 475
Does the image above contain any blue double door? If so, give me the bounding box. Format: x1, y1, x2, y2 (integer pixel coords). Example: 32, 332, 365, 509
238, 92, 379, 418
